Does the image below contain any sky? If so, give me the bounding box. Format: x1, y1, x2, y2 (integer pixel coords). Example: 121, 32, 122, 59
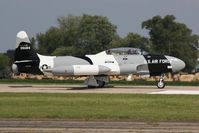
0, 0, 199, 52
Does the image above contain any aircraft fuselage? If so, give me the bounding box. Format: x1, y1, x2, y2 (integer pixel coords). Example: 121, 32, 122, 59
12, 31, 186, 88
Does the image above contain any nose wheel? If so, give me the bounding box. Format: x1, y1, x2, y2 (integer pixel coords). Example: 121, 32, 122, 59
157, 74, 165, 89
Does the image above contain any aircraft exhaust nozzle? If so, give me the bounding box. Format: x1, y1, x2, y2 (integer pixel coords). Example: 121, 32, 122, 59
12, 64, 19, 74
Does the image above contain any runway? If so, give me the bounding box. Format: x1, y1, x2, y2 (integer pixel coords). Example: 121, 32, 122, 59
0, 84, 198, 94
0, 120, 199, 133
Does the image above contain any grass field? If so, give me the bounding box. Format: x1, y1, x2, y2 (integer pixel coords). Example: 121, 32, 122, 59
0, 93, 199, 122
0, 79, 199, 86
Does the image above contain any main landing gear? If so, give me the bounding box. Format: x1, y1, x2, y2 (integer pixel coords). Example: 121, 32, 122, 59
157, 74, 165, 89
85, 76, 109, 88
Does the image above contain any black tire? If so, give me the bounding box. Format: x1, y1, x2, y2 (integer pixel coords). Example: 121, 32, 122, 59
157, 81, 165, 89
97, 80, 105, 88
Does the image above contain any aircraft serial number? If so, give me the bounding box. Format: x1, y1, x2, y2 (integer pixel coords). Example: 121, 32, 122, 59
105, 61, 114, 63
20, 46, 31, 50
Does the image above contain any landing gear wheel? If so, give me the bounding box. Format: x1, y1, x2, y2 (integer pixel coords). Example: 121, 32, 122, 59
157, 80, 165, 89
157, 73, 165, 89
97, 80, 105, 88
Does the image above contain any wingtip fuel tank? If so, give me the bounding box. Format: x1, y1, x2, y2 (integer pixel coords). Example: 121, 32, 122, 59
44, 65, 111, 76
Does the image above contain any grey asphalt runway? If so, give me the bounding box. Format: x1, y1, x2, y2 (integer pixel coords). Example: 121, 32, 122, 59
0, 120, 199, 133
0, 84, 199, 133
0, 84, 198, 94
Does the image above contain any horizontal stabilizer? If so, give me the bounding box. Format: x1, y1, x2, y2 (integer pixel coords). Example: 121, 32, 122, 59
14, 60, 34, 63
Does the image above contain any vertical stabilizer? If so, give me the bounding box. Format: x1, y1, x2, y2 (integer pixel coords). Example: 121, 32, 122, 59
12, 31, 42, 74
16, 31, 30, 47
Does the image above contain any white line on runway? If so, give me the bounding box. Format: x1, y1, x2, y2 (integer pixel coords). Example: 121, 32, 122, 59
150, 90, 199, 95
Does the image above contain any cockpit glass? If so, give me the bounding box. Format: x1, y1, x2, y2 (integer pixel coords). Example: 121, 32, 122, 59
105, 47, 148, 55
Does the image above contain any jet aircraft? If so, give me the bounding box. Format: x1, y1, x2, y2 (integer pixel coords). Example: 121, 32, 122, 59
12, 31, 185, 88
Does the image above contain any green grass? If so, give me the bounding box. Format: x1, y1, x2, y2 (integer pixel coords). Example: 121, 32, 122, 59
0, 79, 199, 86
0, 93, 199, 122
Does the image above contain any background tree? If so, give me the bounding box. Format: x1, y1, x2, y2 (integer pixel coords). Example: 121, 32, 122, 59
36, 14, 118, 55
0, 54, 11, 78
142, 15, 198, 71
36, 27, 63, 54
119, 32, 151, 52
75, 14, 117, 55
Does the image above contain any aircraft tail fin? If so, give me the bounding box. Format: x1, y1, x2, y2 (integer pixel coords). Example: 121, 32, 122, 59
12, 31, 42, 74
14, 31, 38, 61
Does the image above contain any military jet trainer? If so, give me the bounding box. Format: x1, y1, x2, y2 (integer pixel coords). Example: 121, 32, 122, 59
12, 31, 185, 88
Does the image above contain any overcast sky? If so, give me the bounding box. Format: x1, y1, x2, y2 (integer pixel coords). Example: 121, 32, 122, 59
0, 0, 199, 52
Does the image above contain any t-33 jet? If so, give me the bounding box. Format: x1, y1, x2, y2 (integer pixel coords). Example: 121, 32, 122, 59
12, 31, 185, 88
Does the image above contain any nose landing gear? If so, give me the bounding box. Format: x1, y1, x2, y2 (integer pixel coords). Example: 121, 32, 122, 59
157, 74, 165, 89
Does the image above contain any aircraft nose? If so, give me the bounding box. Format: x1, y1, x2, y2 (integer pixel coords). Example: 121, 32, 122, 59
165, 56, 185, 73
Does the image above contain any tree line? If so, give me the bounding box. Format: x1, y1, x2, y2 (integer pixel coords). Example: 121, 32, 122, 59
1, 14, 199, 78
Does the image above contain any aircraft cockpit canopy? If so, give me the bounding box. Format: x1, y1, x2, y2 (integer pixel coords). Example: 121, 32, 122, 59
105, 47, 148, 55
